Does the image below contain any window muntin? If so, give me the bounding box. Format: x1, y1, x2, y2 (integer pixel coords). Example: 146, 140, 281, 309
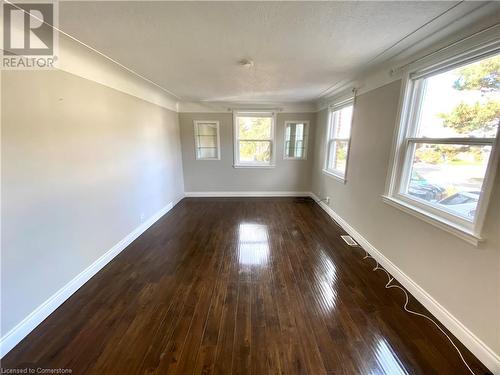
194, 121, 220, 160
324, 103, 354, 179
234, 112, 275, 166
389, 51, 500, 236
284, 121, 309, 159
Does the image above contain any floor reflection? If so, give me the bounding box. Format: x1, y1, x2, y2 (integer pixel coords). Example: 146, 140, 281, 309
237, 223, 270, 266
371, 338, 410, 375
314, 249, 339, 313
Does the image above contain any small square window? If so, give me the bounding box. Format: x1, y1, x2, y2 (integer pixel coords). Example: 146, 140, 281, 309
194, 121, 220, 160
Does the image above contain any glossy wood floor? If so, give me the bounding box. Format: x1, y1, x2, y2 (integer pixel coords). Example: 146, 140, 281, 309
2, 198, 490, 375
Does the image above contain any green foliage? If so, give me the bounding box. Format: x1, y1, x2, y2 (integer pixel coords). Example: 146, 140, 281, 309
239, 141, 270, 162
436, 145, 461, 161
438, 99, 500, 135
453, 55, 500, 91
336, 142, 347, 162
238, 117, 272, 162
437, 55, 500, 139
415, 148, 442, 164
238, 117, 272, 140
415, 145, 485, 165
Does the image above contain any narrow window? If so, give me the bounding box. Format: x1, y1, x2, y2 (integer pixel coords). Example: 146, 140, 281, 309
194, 121, 220, 160
284, 121, 309, 160
324, 100, 354, 182
233, 111, 276, 167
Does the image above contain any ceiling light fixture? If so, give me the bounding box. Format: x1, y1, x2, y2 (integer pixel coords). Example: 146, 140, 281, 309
238, 58, 254, 68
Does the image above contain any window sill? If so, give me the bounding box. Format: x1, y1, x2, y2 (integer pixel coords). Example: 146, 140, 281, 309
381, 195, 482, 246
322, 169, 346, 184
233, 164, 276, 169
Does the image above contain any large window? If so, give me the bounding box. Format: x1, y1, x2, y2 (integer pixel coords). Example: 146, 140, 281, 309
194, 121, 220, 160
284, 121, 309, 160
233, 111, 275, 167
324, 100, 354, 181
385, 50, 500, 243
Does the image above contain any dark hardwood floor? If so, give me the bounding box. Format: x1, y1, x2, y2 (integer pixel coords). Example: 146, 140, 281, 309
1, 198, 490, 374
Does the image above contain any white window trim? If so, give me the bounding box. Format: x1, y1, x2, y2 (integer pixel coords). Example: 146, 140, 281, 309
233, 111, 276, 168
193, 120, 221, 160
283, 120, 309, 160
322, 168, 347, 184
384, 39, 500, 246
323, 98, 354, 183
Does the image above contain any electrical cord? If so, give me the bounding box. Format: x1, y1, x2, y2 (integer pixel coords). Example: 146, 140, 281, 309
311, 199, 489, 374
314, 189, 488, 373
359, 248, 481, 375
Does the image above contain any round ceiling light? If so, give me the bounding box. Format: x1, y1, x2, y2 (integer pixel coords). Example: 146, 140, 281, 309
239, 58, 254, 68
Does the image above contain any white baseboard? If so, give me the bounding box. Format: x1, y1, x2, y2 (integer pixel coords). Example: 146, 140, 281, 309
310, 193, 499, 374
4, 193, 497, 373
185, 191, 311, 197
0, 197, 181, 358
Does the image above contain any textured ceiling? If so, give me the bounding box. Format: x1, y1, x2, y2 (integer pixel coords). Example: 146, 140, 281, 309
58, 1, 486, 103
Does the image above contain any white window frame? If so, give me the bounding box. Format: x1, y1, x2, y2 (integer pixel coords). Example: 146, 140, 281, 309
384, 40, 500, 246
283, 120, 309, 160
193, 120, 221, 160
233, 111, 276, 168
323, 98, 354, 183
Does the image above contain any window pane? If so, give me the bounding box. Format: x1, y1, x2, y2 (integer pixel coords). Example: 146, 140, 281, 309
285, 123, 307, 159
285, 141, 293, 158
285, 144, 305, 158
404, 143, 492, 221
285, 123, 305, 140
416, 54, 500, 138
328, 140, 348, 174
296, 123, 304, 140
295, 147, 303, 158
238, 117, 272, 140
197, 147, 217, 159
239, 140, 271, 163
197, 135, 217, 147
333, 105, 353, 138
197, 123, 217, 136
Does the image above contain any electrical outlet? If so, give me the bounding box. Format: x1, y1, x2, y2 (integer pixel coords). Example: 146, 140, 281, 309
326, 197, 330, 204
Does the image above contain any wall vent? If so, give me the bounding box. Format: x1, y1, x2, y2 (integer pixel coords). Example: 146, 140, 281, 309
341, 235, 358, 246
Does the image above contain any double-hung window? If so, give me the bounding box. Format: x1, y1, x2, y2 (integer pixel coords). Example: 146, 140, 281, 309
324, 99, 354, 182
233, 111, 276, 167
385, 49, 500, 244
284, 121, 309, 160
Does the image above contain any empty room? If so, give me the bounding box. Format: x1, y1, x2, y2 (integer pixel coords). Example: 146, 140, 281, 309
1, 1, 500, 374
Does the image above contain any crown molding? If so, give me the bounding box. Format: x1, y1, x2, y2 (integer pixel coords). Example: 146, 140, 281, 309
178, 101, 317, 113
4, 0, 180, 112
315, 2, 500, 112
56, 33, 179, 112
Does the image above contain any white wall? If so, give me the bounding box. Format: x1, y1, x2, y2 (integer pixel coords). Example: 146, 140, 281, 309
179, 112, 315, 193
311, 80, 500, 358
1, 8, 498, 370
1, 40, 184, 338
